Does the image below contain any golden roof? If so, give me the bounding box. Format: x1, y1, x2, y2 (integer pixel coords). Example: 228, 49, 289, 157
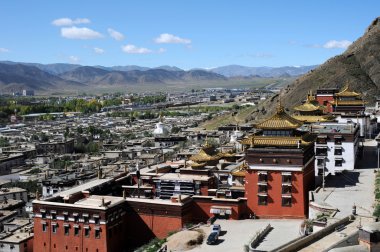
293, 93, 323, 112
189, 149, 220, 162
292, 115, 335, 123
231, 162, 248, 177
191, 162, 207, 168
256, 105, 303, 130
240, 135, 312, 147
335, 86, 361, 97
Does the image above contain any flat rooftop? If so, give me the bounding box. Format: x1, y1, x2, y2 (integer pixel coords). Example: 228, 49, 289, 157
306, 123, 358, 134
74, 195, 125, 209
156, 173, 210, 182
50, 178, 112, 199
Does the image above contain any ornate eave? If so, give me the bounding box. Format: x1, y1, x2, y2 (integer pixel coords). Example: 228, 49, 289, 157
330, 100, 366, 106
292, 115, 335, 123
231, 162, 248, 177
240, 135, 312, 147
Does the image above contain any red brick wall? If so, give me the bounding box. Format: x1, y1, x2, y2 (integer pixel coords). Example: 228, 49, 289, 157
316, 96, 334, 113
191, 197, 247, 223
245, 169, 309, 219
33, 218, 108, 252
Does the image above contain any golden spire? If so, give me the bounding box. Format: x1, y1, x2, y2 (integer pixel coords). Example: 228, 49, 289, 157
204, 136, 211, 148
276, 97, 285, 113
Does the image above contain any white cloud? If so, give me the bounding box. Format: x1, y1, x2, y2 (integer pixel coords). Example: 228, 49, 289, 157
158, 48, 166, 53
121, 44, 152, 54
323, 40, 352, 49
0, 48, 9, 53
107, 28, 124, 41
52, 18, 90, 26
154, 33, 191, 44
93, 47, 105, 54
61, 26, 103, 40
68, 56, 80, 63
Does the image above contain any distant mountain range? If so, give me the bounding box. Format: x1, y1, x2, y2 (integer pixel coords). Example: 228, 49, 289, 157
0, 60, 316, 93
208, 65, 318, 78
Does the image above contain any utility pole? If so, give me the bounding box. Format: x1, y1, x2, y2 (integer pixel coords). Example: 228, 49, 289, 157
136, 162, 141, 198
322, 158, 326, 191
377, 143, 380, 172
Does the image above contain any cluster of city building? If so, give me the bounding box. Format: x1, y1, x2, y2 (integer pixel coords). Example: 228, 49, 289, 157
0, 86, 378, 251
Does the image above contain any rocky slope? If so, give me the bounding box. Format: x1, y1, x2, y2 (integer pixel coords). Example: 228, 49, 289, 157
255, 17, 380, 120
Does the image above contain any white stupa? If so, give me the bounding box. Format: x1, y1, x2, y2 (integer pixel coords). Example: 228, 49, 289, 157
230, 126, 243, 144
153, 114, 169, 136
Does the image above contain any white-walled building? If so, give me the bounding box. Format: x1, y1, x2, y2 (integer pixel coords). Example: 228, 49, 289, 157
335, 114, 372, 138
312, 122, 360, 176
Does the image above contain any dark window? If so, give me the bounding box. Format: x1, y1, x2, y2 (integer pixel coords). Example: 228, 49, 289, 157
282, 185, 292, 194
282, 197, 292, 207
335, 159, 343, 167
335, 138, 342, 145
42, 223, 47, 232
316, 147, 327, 156
41, 212, 46, 219
258, 173, 267, 182
317, 159, 324, 166
282, 175, 292, 184
316, 138, 327, 144
85, 228, 90, 237
258, 196, 268, 205
334, 148, 342, 155
95, 229, 100, 239
51, 213, 56, 220
258, 185, 267, 193
84, 216, 89, 223
94, 217, 100, 225
52, 225, 57, 234
64, 214, 68, 222
74, 226, 79, 236
74, 215, 79, 223
64, 226, 69, 236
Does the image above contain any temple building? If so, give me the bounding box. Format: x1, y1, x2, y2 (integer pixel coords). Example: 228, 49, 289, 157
188, 139, 235, 169
330, 85, 366, 113
292, 92, 335, 123
241, 104, 315, 218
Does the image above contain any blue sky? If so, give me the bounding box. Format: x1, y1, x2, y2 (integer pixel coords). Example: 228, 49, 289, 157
0, 1, 379, 69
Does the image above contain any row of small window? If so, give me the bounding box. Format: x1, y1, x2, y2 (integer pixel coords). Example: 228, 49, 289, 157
316, 138, 343, 145
317, 159, 343, 167
258, 173, 292, 183
42, 223, 101, 238
258, 195, 292, 207
41, 212, 100, 224
316, 148, 343, 156
258, 184, 292, 194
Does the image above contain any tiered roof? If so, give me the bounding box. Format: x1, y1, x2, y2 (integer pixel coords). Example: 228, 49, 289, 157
335, 86, 360, 97
256, 105, 303, 130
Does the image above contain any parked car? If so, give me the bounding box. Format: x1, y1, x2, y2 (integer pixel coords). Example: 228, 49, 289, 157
212, 224, 221, 235
207, 232, 219, 245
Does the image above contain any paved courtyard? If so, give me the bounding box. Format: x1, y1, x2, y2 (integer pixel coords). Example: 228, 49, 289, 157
189, 219, 302, 252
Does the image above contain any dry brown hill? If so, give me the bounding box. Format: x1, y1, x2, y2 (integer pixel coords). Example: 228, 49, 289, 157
254, 17, 380, 120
